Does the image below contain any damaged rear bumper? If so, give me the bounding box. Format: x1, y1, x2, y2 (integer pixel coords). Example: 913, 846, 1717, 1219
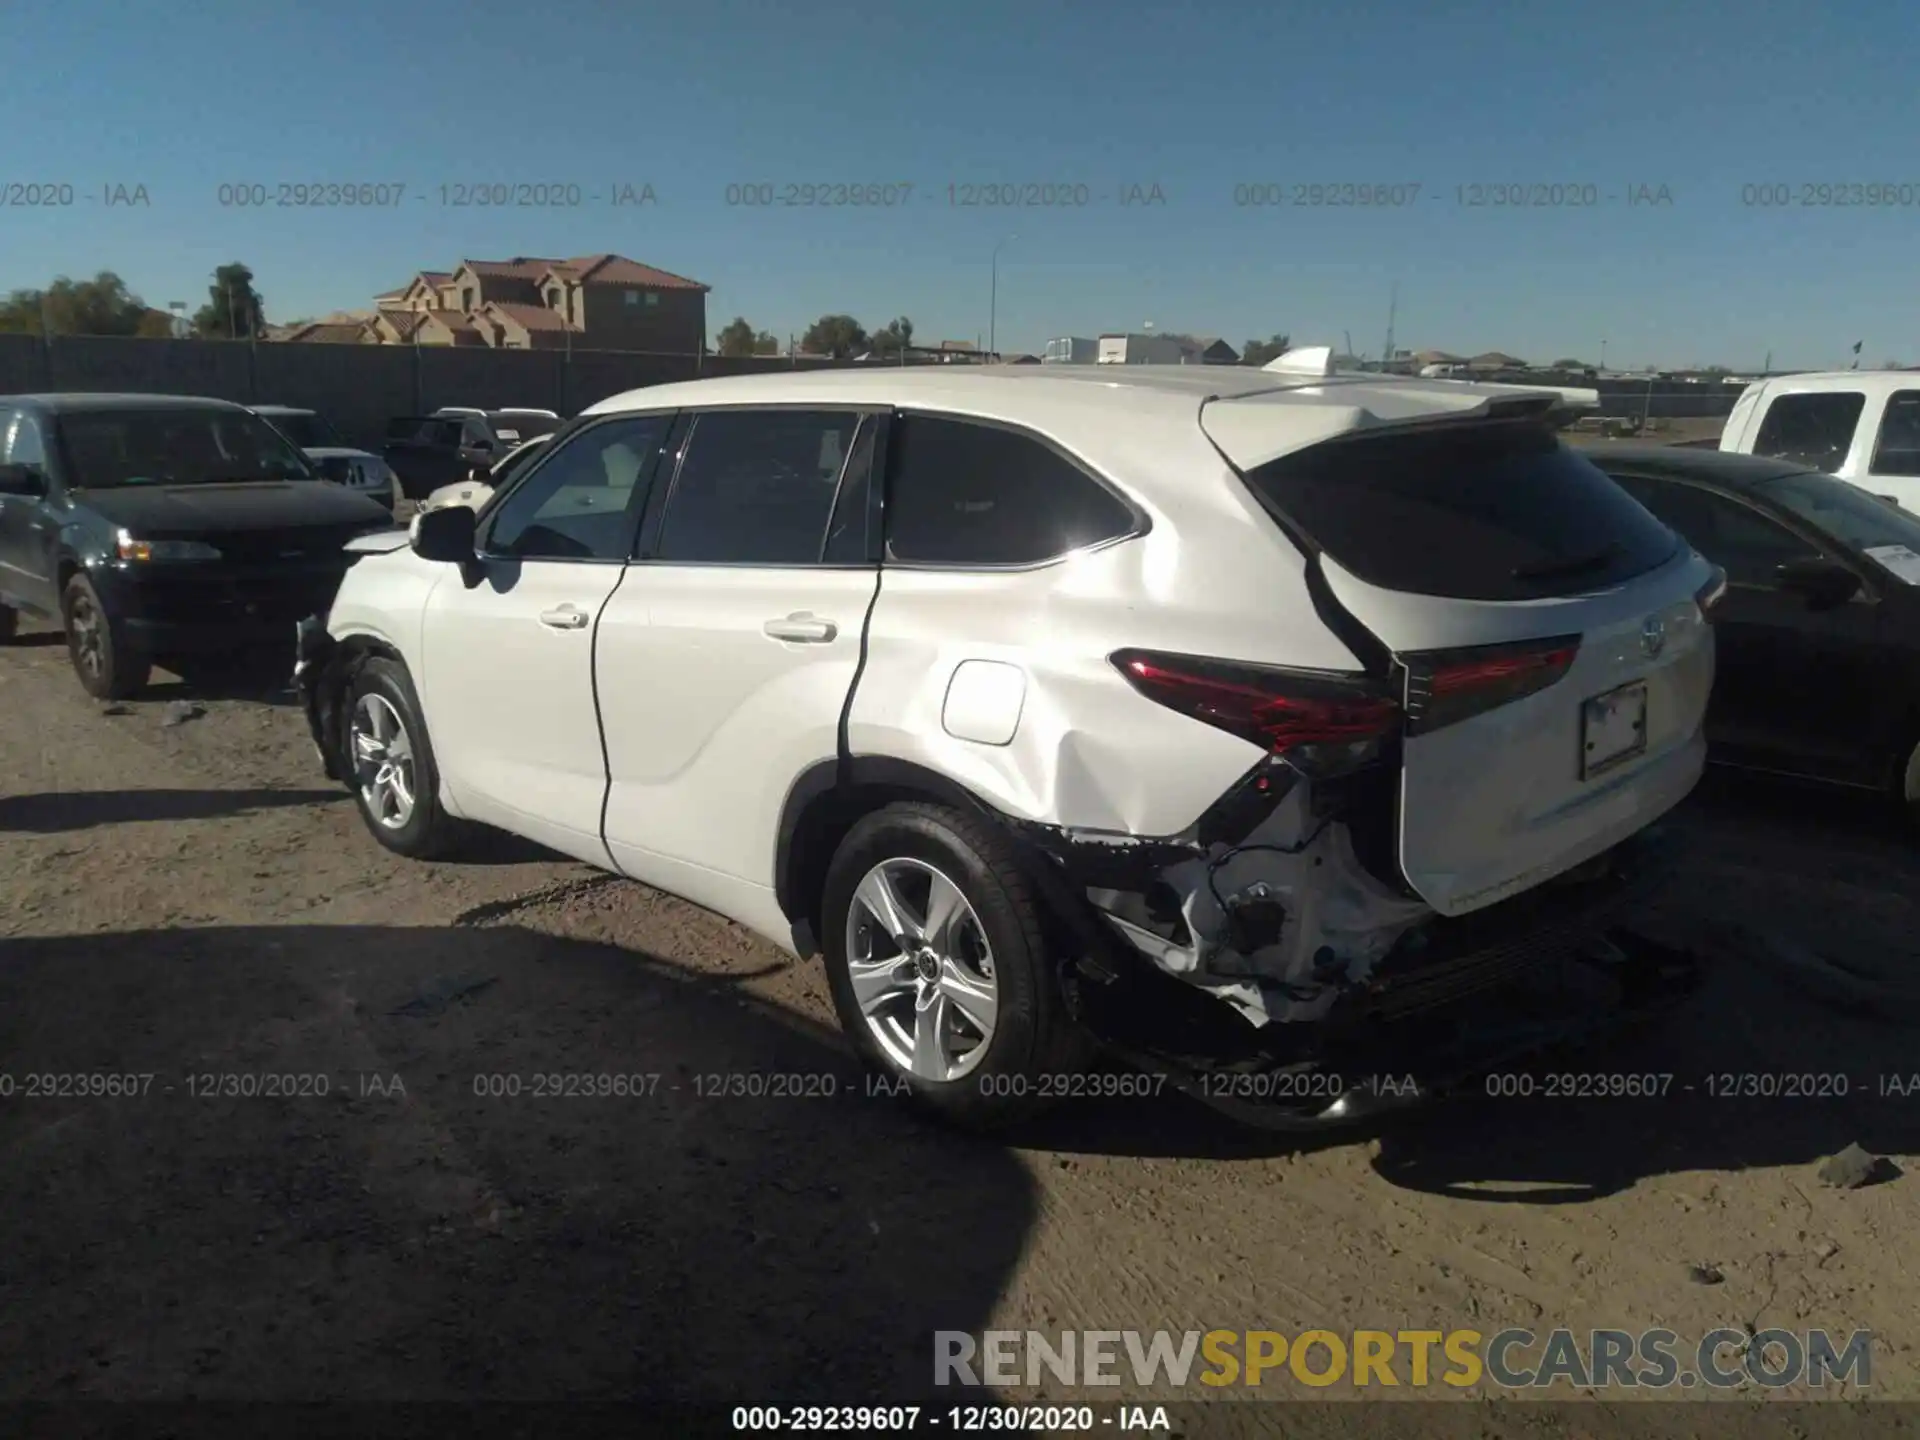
1039, 794, 1698, 1130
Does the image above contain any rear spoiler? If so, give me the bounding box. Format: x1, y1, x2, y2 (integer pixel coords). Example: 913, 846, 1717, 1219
1262, 348, 1598, 426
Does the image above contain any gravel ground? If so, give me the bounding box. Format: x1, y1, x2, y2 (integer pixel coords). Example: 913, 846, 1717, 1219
3, 609, 1918, 1422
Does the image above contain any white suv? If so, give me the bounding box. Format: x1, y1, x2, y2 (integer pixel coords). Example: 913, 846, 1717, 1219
297, 359, 1719, 1127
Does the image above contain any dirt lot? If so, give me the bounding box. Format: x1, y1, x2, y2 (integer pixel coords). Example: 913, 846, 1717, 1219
4, 601, 1919, 1422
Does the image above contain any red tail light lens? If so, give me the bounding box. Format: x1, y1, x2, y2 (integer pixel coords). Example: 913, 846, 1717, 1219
1111, 649, 1398, 777
1400, 635, 1580, 736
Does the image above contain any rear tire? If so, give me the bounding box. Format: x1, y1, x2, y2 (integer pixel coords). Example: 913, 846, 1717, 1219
341, 656, 468, 860
821, 801, 1090, 1129
62, 575, 149, 700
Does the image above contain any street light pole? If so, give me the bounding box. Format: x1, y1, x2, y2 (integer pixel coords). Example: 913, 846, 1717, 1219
989, 235, 1016, 361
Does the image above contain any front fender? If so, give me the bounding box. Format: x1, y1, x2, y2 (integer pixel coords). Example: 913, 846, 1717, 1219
294, 615, 345, 780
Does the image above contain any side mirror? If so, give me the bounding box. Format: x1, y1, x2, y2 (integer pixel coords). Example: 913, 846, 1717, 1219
0, 462, 47, 497
411, 502, 477, 563
1775, 555, 1862, 609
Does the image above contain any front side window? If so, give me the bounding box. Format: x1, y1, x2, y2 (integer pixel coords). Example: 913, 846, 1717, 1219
654, 409, 864, 565
54, 408, 314, 489
1869, 390, 1920, 477
11, 413, 50, 469
884, 414, 1136, 566
482, 415, 669, 562
1612, 476, 1819, 587
1750, 391, 1865, 472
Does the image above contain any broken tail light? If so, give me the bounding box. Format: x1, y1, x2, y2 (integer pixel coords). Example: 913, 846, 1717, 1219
1111, 648, 1398, 777
1399, 635, 1581, 737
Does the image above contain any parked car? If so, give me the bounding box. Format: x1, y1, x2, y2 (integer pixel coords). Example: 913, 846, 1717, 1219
252, 404, 398, 510
1720, 370, 1920, 509
1594, 443, 1920, 811
383, 409, 564, 500
417, 432, 554, 516
297, 360, 1717, 1128
0, 393, 393, 698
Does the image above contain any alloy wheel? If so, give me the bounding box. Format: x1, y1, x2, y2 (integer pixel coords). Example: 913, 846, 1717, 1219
68, 594, 104, 680
349, 692, 417, 830
844, 858, 999, 1082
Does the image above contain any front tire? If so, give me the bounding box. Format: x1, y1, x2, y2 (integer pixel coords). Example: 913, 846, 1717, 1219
62, 575, 149, 700
0, 604, 17, 644
341, 656, 467, 859
821, 802, 1089, 1128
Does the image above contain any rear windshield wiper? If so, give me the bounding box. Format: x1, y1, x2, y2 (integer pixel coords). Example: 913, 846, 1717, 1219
1512, 543, 1621, 581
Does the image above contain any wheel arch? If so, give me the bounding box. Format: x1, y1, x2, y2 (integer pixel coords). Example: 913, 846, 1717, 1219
775, 757, 1035, 958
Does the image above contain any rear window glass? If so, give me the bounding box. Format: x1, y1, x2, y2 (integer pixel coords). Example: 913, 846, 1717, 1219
1241, 422, 1680, 601
1751, 391, 1865, 471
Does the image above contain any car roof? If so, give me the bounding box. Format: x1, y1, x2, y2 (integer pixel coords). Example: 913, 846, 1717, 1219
0, 392, 255, 414
581, 366, 1566, 465
1741, 370, 1920, 398
250, 404, 315, 416
1583, 443, 1819, 491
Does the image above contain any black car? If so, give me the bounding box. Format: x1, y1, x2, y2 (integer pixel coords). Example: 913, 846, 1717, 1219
0, 393, 394, 699
381, 408, 563, 499
1592, 444, 1920, 810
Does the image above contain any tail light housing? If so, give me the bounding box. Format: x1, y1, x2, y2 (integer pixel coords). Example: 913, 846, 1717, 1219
1111, 649, 1398, 778
1399, 635, 1580, 737
1695, 564, 1728, 616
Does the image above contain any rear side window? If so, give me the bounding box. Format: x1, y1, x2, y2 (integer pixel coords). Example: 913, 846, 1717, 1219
1241, 423, 1679, 601
1869, 390, 1920, 477
655, 408, 863, 565
884, 414, 1136, 566
1751, 391, 1865, 471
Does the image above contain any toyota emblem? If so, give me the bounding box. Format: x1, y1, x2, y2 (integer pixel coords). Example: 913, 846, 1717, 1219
1640, 614, 1667, 658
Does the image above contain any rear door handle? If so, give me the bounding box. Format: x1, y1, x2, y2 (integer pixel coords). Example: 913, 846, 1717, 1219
763, 613, 837, 644
539, 605, 590, 630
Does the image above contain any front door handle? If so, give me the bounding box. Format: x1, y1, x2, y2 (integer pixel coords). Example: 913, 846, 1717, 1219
763, 613, 837, 644
539, 605, 590, 630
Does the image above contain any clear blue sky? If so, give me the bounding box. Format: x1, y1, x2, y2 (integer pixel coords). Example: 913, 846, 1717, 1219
3, 0, 1914, 368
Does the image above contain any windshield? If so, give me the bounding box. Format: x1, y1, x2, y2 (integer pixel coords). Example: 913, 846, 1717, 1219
56, 408, 316, 488
1760, 471, 1920, 575
265, 411, 345, 449
492, 412, 562, 440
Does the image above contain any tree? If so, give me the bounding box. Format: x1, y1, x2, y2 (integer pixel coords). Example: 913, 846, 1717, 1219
1239, 333, 1290, 366
716, 317, 759, 357
193, 262, 266, 339
0, 270, 154, 336
1549, 357, 1592, 372
799, 314, 869, 359
135, 309, 177, 338
871, 316, 915, 356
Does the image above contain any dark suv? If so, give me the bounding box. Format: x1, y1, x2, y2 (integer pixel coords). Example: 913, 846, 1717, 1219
0, 393, 393, 699
382, 408, 563, 499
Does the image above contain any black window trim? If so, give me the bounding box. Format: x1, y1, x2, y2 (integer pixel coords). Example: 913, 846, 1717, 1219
473, 409, 678, 566
878, 406, 1152, 573
632, 401, 893, 571
1607, 468, 1878, 600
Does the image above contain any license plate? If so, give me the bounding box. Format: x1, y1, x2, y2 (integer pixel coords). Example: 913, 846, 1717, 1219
1581, 681, 1648, 779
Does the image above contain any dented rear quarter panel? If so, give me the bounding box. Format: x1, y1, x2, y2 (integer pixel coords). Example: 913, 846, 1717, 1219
849, 413, 1366, 837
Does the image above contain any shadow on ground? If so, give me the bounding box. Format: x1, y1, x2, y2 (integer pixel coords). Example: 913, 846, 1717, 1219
0, 788, 345, 833
0, 924, 1032, 1404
